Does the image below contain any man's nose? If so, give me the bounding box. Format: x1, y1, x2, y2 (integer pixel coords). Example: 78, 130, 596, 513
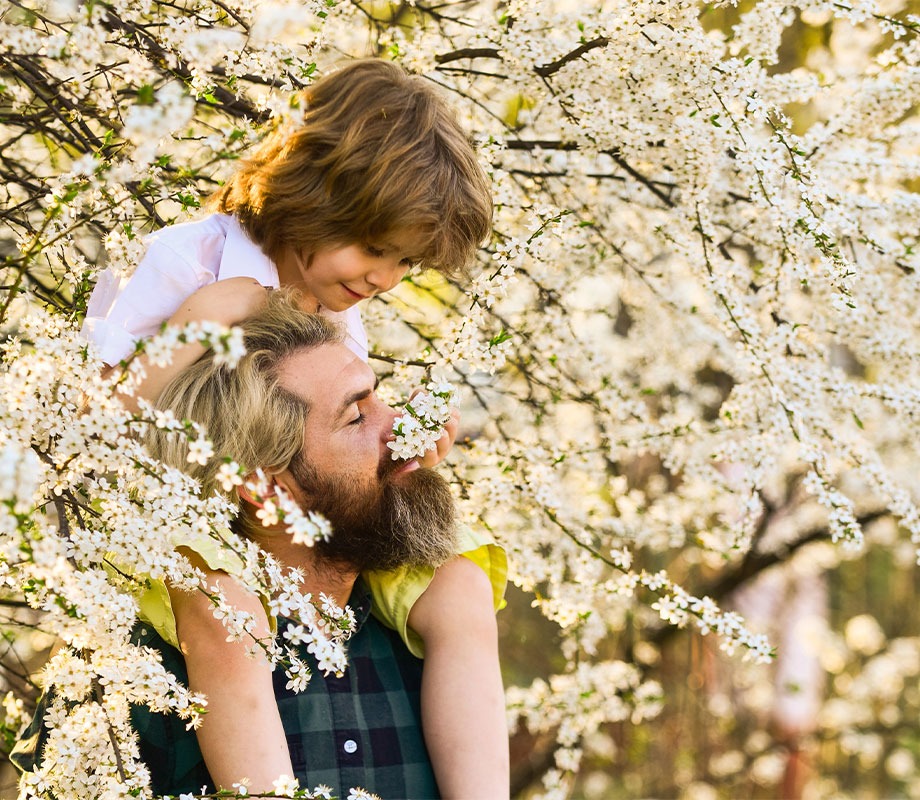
379, 400, 401, 442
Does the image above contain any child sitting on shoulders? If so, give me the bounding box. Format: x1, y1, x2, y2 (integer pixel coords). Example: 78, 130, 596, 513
83, 59, 508, 800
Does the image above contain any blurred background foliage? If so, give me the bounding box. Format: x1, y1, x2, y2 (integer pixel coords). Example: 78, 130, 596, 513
494, 3, 920, 798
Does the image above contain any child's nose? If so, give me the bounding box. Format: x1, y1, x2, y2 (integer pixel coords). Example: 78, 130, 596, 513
366, 264, 401, 294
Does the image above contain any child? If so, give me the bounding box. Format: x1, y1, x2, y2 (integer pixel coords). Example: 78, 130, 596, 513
84, 60, 509, 799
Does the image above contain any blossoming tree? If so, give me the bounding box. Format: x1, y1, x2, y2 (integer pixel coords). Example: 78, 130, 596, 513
3, 0, 920, 797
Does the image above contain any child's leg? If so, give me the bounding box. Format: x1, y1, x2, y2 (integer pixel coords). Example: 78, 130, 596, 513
408, 556, 509, 799
169, 550, 295, 792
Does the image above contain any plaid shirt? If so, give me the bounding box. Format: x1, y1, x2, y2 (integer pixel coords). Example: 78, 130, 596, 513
131, 578, 440, 799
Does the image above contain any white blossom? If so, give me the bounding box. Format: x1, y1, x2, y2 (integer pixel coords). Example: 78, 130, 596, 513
5, 0, 920, 796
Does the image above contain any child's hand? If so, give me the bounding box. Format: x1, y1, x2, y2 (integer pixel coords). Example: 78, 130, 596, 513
172, 277, 269, 327
113, 278, 270, 416
412, 389, 459, 468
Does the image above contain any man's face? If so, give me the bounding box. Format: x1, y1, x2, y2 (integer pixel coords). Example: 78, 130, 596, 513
275, 344, 457, 571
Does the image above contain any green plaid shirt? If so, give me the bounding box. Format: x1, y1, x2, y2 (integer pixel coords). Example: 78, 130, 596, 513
131, 578, 440, 799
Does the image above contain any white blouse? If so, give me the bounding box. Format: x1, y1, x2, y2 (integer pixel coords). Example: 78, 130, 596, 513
82, 213, 369, 365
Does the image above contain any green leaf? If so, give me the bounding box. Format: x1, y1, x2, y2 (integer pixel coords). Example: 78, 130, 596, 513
177, 192, 200, 210
136, 84, 154, 105
489, 328, 511, 347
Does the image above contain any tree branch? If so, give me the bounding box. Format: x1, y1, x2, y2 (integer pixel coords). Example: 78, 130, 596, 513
435, 36, 610, 76
434, 46, 501, 65
534, 36, 609, 77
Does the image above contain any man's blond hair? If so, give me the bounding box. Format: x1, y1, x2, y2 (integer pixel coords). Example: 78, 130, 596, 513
145, 291, 342, 536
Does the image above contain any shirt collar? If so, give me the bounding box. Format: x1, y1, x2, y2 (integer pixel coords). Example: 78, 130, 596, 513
275, 577, 372, 633
349, 576, 373, 631
218, 215, 280, 287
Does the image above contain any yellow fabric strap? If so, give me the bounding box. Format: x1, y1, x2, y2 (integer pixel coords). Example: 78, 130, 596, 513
363, 524, 508, 658
127, 529, 274, 650
132, 525, 507, 658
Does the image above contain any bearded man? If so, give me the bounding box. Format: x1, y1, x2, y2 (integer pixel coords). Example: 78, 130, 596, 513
133, 292, 499, 799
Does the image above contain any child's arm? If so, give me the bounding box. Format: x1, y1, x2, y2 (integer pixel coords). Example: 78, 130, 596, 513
110, 277, 268, 415
167, 548, 294, 792
408, 556, 509, 800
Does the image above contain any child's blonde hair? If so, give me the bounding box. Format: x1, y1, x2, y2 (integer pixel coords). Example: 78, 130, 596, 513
209, 59, 492, 277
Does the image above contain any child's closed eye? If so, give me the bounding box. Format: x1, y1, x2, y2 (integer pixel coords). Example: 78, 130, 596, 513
363, 244, 385, 258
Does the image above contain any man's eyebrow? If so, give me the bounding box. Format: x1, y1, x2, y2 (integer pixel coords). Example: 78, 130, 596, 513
335, 375, 380, 421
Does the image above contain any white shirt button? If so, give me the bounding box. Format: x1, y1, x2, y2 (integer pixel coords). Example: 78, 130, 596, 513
343, 739, 358, 754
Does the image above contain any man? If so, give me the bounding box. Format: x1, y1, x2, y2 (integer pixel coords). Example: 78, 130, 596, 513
134, 292, 476, 798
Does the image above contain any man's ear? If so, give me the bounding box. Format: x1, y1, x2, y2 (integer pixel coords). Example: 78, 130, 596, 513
238, 468, 305, 508
274, 467, 308, 506
237, 477, 266, 509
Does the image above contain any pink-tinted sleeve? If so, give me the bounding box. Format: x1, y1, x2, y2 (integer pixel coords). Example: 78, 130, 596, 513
81, 240, 211, 366
343, 305, 369, 362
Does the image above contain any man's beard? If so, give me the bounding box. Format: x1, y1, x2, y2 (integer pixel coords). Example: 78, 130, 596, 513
289, 454, 458, 573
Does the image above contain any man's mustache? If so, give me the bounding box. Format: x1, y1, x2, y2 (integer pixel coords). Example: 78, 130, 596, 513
377, 449, 410, 481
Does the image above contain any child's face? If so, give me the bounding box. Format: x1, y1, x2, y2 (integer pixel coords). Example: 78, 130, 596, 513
291, 230, 423, 312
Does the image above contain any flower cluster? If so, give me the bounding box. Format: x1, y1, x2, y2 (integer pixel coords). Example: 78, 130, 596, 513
506, 661, 663, 800
246, 471, 333, 547
387, 380, 457, 461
